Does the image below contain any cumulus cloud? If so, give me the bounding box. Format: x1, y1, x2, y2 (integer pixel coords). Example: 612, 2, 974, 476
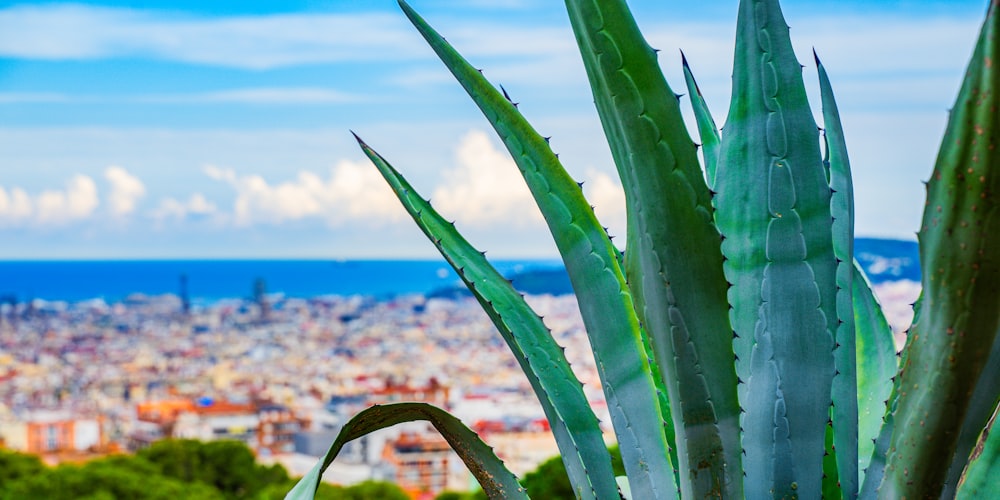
0, 175, 100, 226
104, 166, 146, 217
429, 130, 627, 231
431, 130, 543, 226
205, 160, 402, 226
584, 169, 626, 239
152, 193, 218, 222
36, 175, 99, 224
0, 186, 32, 223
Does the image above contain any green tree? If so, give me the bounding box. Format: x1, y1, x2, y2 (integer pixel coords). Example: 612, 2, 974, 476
521, 446, 625, 500
342, 480, 409, 500
0, 448, 44, 490
1, 455, 222, 500
139, 438, 286, 498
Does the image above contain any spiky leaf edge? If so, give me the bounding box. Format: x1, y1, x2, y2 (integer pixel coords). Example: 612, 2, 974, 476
284, 403, 525, 500
398, 2, 676, 497
355, 134, 620, 499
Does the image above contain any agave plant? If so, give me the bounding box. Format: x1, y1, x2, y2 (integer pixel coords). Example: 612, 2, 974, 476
288, 0, 1000, 498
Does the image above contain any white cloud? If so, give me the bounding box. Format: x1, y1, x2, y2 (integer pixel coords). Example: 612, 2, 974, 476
584, 170, 626, 239
152, 193, 218, 222
431, 130, 543, 227
33, 175, 100, 225
205, 160, 402, 226
104, 166, 146, 217
0, 175, 102, 226
0, 186, 33, 223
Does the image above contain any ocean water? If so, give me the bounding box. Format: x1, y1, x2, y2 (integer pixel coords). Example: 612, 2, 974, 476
0, 259, 561, 304
0, 238, 919, 304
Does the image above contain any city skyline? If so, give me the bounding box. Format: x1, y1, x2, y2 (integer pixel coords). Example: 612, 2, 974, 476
0, 0, 987, 258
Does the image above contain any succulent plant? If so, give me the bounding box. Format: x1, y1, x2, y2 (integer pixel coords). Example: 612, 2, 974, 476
287, 0, 1000, 498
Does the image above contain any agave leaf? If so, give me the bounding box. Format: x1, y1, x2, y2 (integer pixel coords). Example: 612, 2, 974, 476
881, 2, 1000, 496
355, 135, 620, 499
398, 2, 676, 497
944, 331, 1000, 497
956, 404, 1000, 498
681, 53, 722, 188
563, 1, 741, 497
859, 292, 921, 497
637, 323, 681, 486
858, 383, 898, 498
822, 422, 840, 500
817, 51, 859, 498
285, 403, 525, 500
852, 260, 896, 484
714, 0, 838, 497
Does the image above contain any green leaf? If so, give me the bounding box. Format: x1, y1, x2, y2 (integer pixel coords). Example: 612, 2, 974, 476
681, 53, 722, 188
822, 421, 841, 500
397, 2, 676, 497
637, 323, 681, 487
957, 405, 1000, 498
361, 137, 622, 497
284, 403, 525, 500
852, 261, 897, 485
817, 51, 858, 499
881, 3, 1000, 496
715, 1, 837, 497
563, 1, 741, 497
354, 135, 620, 499
944, 330, 1000, 497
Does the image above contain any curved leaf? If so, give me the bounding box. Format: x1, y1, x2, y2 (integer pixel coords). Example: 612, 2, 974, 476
944, 330, 1000, 497
285, 403, 525, 500
354, 135, 619, 499
563, 1, 741, 497
852, 261, 896, 484
817, 51, 858, 498
881, 2, 1000, 496
957, 405, 1000, 498
681, 53, 722, 188
397, 2, 676, 497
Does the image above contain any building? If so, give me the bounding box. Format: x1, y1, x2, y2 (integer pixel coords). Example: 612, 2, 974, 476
0, 410, 104, 455
381, 431, 452, 499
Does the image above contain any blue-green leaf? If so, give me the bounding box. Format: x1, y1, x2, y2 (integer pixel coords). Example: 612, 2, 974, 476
356, 134, 620, 499
715, 1, 837, 497
682, 53, 722, 188
285, 403, 525, 500
881, 2, 1000, 495
398, 2, 676, 497
563, 1, 741, 497
817, 51, 858, 498
957, 406, 1000, 498
852, 261, 896, 486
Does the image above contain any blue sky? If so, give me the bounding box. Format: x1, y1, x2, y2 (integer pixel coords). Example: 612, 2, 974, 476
0, 0, 988, 258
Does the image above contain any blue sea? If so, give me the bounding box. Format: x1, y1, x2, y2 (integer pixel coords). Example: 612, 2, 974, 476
0, 259, 562, 304
0, 238, 920, 304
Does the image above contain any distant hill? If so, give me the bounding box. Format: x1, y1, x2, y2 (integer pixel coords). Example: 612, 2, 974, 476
854, 237, 920, 284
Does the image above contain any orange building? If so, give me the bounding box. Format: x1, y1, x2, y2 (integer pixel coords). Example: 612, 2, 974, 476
381, 431, 452, 499
0, 411, 105, 455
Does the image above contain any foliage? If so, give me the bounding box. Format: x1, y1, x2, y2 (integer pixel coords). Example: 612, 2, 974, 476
0, 448, 44, 488
138, 439, 283, 498
290, 0, 1000, 498
0, 454, 222, 500
0, 441, 409, 500
520, 446, 626, 500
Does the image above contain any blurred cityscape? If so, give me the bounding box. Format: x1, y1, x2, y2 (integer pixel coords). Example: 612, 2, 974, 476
0, 276, 919, 498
